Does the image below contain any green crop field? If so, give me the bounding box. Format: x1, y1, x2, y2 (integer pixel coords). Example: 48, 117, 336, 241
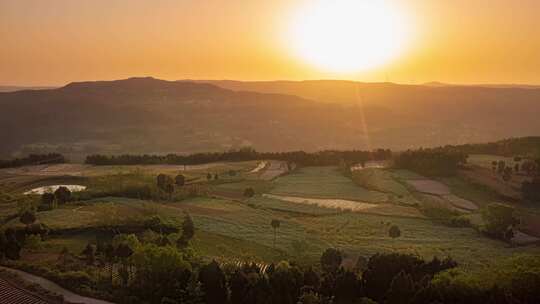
269, 166, 388, 202
2, 162, 540, 277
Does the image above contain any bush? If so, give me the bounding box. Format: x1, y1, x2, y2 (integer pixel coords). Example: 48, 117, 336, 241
482, 203, 518, 240
243, 187, 255, 198
448, 215, 471, 228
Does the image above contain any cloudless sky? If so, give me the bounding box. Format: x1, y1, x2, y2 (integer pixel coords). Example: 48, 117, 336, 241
1, 0, 540, 86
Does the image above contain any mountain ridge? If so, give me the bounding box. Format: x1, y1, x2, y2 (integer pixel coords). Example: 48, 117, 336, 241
1, 77, 539, 159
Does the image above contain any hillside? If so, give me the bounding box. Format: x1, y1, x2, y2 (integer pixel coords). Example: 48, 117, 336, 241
1, 77, 540, 159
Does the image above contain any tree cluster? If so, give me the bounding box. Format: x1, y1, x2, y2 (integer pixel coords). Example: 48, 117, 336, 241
111, 247, 459, 304
393, 148, 467, 176
85, 148, 392, 167
0, 153, 65, 169
435, 136, 540, 157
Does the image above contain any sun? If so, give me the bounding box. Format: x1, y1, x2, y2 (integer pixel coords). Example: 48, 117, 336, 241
288, 0, 411, 73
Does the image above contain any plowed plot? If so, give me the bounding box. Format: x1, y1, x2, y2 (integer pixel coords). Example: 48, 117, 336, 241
407, 179, 450, 195
264, 194, 377, 211
420, 194, 468, 213
257, 160, 289, 180
443, 195, 478, 211
263, 194, 424, 218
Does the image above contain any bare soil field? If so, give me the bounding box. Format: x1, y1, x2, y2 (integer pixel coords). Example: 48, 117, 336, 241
263, 194, 424, 218
406, 179, 451, 195
443, 195, 478, 211
420, 194, 470, 213
350, 160, 389, 171
256, 160, 290, 180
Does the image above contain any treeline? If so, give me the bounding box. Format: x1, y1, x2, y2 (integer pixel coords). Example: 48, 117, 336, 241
85, 148, 392, 167
0, 153, 66, 169
394, 148, 468, 176
437, 136, 540, 157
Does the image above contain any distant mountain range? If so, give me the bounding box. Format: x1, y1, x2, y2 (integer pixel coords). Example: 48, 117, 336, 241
1, 77, 539, 159
0, 86, 57, 92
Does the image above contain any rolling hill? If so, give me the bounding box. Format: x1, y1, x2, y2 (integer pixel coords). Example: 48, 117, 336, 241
1, 77, 539, 159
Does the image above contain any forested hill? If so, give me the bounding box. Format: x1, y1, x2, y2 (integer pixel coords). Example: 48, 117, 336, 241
1, 77, 539, 159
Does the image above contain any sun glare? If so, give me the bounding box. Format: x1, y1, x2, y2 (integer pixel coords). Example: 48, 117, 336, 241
289, 0, 411, 73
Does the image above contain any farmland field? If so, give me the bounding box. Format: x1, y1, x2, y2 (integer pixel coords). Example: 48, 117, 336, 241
1, 160, 540, 285
269, 166, 388, 202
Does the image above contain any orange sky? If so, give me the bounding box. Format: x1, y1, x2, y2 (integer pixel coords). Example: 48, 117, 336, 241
1, 0, 540, 86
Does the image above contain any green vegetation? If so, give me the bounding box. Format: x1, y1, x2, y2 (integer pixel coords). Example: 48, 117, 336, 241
2, 148, 540, 304
0, 153, 65, 169
394, 149, 467, 177
270, 166, 387, 202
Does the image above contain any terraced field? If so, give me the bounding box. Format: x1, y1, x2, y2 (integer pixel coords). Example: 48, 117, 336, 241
2, 161, 540, 279
269, 166, 388, 202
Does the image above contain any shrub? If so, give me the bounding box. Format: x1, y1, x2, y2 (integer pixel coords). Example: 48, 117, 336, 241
243, 187, 255, 198
482, 203, 519, 240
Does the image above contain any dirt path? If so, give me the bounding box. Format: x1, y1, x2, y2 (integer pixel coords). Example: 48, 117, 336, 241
0, 266, 114, 304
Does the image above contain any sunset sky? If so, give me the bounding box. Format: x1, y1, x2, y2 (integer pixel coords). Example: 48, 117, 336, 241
1, 0, 540, 86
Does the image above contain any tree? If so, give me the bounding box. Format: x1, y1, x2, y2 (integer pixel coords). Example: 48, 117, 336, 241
270, 219, 281, 248
389, 225, 401, 239
362, 253, 426, 302
482, 203, 519, 240
81, 243, 95, 265
320, 248, 342, 273
243, 187, 255, 198
206, 173, 212, 181
157, 173, 167, 189
54, 186, 71, 204
131, 244, 192, 301
164, 183, 175, 199
522, 160, 537, 176
175, 174, 186, 187
523, 177, 540, 202
497, 161, 506, 174
0, 232, 7, 260
157, 174, 175, 199
19, 210, 36, 228
41, 192, 55, 209
334, 270, 362, 304
178, 212, 195, 248
214, 173, 219, 180
386, 271, 415, 304
503, 166, 512, 182
199, 260, 228, 304
5, 238, 21, 260
297, 291, 322, 304
230, 270, 249, 304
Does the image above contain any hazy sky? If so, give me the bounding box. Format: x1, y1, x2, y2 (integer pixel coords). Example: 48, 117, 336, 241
1, 0, 540, 86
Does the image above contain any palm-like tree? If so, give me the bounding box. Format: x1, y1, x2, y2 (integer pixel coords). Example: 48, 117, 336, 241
271, 219, 281, 248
